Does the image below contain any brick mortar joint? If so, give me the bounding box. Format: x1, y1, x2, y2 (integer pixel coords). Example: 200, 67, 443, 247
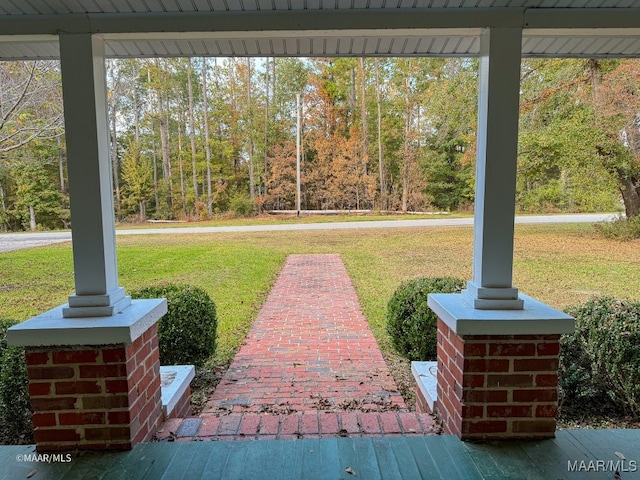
460, 338, 560, 343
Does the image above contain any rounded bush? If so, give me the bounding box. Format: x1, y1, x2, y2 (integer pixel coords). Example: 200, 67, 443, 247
0, 319, 32, 445
130, 284, 217, 367
386, 277, 465, 361
562, 297, 640, 416
0, 318, 14, 352
558, 329, 602, 413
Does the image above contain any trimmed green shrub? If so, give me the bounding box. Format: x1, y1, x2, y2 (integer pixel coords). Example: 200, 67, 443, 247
594, 215, 640, 240
0, 319, 32, 445
130, 284, 217, 367
561, 297, 640, 417
0, 318, 13, 353
558, 328, 602, 412
386, 277, 465, 361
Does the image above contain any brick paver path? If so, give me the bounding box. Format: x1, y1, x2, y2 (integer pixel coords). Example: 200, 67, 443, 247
157, 254, 437, 441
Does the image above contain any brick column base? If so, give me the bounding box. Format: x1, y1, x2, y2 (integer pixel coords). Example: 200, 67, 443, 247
437, 318, 559, 440
25, 324, 162, 451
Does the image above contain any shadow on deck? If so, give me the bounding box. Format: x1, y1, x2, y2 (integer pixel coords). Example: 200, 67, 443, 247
2, 429, 639, 479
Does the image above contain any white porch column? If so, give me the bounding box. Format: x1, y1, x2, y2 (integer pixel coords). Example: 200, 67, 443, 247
8, 37, 167, 452
59, 34, 130, 317
464, 27, 524, 310
425, 27, 575, 440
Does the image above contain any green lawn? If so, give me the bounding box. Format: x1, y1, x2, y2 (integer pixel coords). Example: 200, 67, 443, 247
115, 211, 467, 230
2, 223, 639, 366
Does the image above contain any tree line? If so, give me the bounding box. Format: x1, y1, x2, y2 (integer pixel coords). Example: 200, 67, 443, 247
0, 56, 638, 231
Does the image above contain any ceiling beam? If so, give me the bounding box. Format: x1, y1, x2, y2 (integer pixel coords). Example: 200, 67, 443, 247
524, 8, 640, 30
0, 10, 524, 36
0, 7, 637, 38
0, 8, 638, 60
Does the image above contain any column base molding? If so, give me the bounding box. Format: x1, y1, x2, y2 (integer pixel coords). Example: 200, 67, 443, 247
64, 287, 131, 318
462, 282, 524, 310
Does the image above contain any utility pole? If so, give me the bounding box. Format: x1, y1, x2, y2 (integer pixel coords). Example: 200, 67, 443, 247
296, 92, 301, 217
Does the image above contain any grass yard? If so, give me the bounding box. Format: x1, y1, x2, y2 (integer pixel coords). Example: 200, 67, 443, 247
116, 211, 466, 230
2, 222, 640, 361
2, 222, 639, 412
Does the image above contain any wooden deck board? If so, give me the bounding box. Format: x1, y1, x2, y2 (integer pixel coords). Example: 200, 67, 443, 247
426, 435, 482, 479
99, 442, 155, 479
0, 447, 39, 480
352, 438, 391, 480
276, 439, 306, 479
139, 442, 183, 480
158, 442, 202, 480
565, 429, 639, 478
591, 428, 639, 456
216, 441, 254, 480
553, 434, 607, 480
237, 438, 290, 479
368, 437, 405, 480
303, 439, 339, 480
440, 435, 485, 480
0, 446, 18, 467
2, 430, 640, 479
468, 442, 547, 480
197, 442, 239, 479
341, 437, 384, 479
386, 437, 428, 479
517, 437, 575, 480
464, 442, 515, 480
403, 436, 436, 476
0, 446, 21, 480
169, 442, 212, 479
563, 429, 605, 460
58, 451, 119, 480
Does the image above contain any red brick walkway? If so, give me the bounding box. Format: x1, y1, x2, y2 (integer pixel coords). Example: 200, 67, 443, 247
157, 254, 437, 441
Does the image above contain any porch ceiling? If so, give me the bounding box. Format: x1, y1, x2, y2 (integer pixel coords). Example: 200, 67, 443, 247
0, 1, 639, 59
0, 0, 635, 15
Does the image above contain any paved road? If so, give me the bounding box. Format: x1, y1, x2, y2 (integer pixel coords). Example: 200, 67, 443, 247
0, 213, 617, 253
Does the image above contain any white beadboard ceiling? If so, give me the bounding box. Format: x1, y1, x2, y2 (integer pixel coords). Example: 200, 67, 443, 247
0, 0, 638, 59
0, 0, 635, 15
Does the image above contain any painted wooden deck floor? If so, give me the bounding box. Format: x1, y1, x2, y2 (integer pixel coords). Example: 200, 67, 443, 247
2, 429, 639, 480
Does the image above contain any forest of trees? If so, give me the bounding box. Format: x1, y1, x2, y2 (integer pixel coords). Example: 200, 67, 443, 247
0, 56, 639, 232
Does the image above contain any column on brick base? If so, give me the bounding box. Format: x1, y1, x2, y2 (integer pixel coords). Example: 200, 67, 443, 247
428, 293, 574, 441
8, 299, 167, 451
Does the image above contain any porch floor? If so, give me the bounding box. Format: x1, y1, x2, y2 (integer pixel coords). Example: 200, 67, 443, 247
159, 254, 437, 440
3, 429, 640, 479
